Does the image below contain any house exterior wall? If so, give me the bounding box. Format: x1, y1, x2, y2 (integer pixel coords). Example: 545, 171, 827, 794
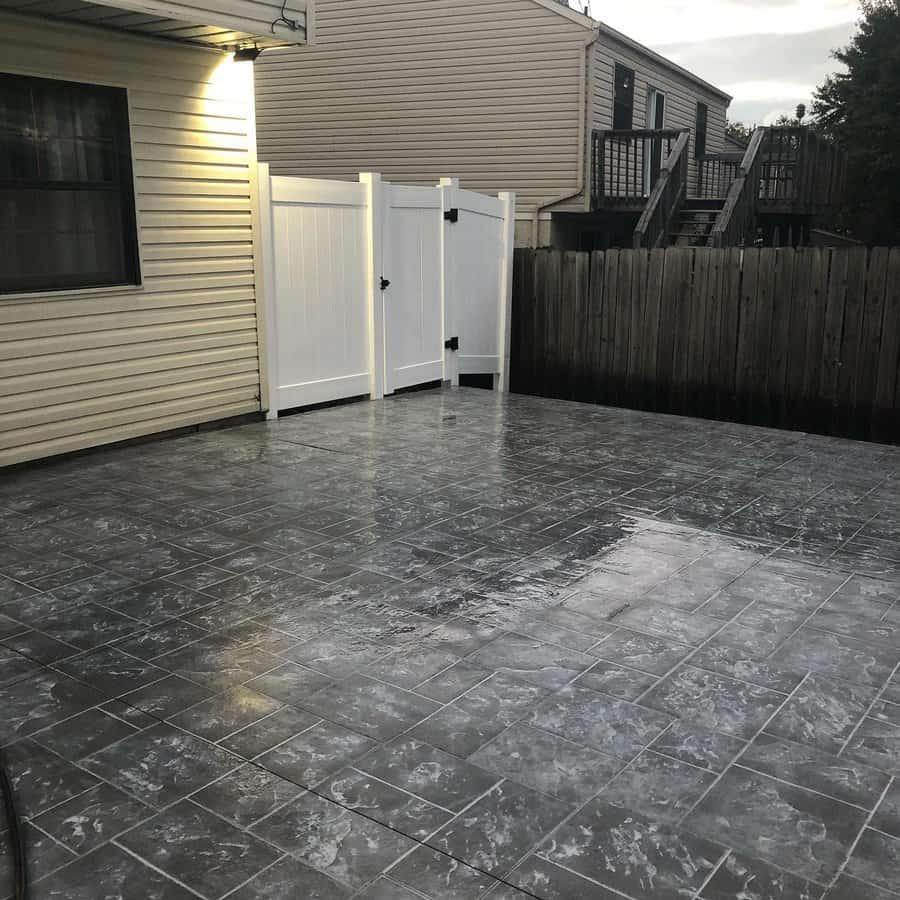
254, 1, 729, 246
254, 0, 590, 224
0, 14, 264, 467
590, 32, 729, 199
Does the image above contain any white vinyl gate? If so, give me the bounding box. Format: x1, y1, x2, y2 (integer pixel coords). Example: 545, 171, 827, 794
383, 184, 445, 394
440, 179, 513, 384
258, 167, 515, 416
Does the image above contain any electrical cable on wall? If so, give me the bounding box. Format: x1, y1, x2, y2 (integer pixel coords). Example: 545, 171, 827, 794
271, 0, 299, 32
0, 749, 27, 900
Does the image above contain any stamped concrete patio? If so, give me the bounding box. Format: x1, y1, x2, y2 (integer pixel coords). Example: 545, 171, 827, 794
1, 388, 899, 900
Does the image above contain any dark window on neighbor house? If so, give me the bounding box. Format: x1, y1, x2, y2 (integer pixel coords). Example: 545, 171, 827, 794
0, 72, 139, 295
613, 64, 635, 130
695, 102, 709, 158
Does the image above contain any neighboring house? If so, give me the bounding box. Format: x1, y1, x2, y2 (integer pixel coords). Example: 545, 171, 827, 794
725, 132, 750, 153
0, 1, 309, 467
253, 0, 732, 248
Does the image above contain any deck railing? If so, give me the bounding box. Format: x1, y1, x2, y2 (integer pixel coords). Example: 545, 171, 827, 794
710, 127, 766, 248
591, 129, 684, 208
592, 125, 847, 239
759, 126, 847, 215
697, 154, 742, 199
633, 131, 691, 249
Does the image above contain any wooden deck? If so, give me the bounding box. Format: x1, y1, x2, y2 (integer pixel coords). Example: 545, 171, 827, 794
590, 129, 685, 212
590, 126, 847, 248
757, 126, 847, 215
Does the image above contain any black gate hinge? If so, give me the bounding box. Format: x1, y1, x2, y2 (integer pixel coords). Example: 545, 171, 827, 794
443, 208, 459, 223
380, 277, 390, 291
444, 336, 459, 351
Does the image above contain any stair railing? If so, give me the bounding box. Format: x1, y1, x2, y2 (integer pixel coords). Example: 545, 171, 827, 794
709, 127, 765, 248
632, 130, 690, 249
697, 154, 742, 199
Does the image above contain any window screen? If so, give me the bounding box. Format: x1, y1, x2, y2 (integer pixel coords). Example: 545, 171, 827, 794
613, 64, 635, 130
695, 102, 709, 158
0, 72, 139, 294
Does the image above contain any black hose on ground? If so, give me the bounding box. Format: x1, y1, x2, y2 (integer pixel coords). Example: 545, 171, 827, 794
0, 749, 27, 900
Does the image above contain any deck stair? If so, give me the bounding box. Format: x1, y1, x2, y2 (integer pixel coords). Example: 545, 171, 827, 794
669, 198, 725, 247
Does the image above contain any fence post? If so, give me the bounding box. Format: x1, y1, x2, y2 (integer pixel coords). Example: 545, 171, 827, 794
496, 191, 517, 393
256, 163, 280, 420
438, 177, 460, 387
360, 172, 386, 400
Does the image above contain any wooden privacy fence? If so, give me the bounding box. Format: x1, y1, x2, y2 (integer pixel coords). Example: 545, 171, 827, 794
510, 246, 900, 443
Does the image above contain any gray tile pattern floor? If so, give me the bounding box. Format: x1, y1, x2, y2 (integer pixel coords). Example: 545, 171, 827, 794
0, 387, 898, 899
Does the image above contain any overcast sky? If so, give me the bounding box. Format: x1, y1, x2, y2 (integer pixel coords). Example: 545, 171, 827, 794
584, 0, 861, 124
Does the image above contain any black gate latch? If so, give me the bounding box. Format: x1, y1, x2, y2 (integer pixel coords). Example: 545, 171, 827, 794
443, 208, 459, 223
444, 336, 459, 351
380, 277, 390, 291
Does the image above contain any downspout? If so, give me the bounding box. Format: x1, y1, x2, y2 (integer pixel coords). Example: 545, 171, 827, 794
531, 30, 599, 247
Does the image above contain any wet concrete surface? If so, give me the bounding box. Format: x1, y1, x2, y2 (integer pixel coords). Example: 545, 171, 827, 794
0, 387, 898, 899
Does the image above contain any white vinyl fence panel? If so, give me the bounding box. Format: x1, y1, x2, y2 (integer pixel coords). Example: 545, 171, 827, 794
260, 175, 371, 412
259, 165, 515, 416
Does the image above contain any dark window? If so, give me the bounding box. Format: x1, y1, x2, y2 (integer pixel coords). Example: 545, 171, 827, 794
0, 73, 139, 295
613, 64, 635, 130
695, 102, 709, 158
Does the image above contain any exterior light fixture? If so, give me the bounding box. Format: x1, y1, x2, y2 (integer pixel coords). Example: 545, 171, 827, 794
234, 46, 262, 62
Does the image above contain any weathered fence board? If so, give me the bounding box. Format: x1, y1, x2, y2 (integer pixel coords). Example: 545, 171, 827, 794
716, 246, 742, 420
510, 246, 900, 444
874, 248, 900, 442
857, 247, 890, 438
587, 251, 606, 397
641, 248, 665, 408
768, 249, 795, 426
800, 249, 830, 433
835, 248, 868, 436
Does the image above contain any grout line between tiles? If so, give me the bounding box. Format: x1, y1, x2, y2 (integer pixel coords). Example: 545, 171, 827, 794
675, 672, 812, 828
690, 847, 733, 900
825, 775, 896, 892
113, 840, 210, 899
838, 659, 900, 757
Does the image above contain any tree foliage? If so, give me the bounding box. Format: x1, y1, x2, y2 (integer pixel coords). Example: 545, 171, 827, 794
726, 120, 754, 143
812, 0, 900, 243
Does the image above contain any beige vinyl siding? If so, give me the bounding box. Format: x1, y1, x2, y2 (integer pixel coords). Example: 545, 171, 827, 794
0, 13, 263, 467
254, 0, 589, 217
591, 33, 729, 198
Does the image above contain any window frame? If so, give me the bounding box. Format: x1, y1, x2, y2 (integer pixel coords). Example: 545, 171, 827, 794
612, 63, 636, 131
0, 71, 142, 297
695, 101, 709, 159
645, 86, 666, 130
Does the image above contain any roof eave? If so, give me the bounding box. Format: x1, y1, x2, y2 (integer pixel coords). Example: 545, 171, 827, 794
527, 0, 732, 104
529, 0, 596, 29
594, 19, 733, 103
